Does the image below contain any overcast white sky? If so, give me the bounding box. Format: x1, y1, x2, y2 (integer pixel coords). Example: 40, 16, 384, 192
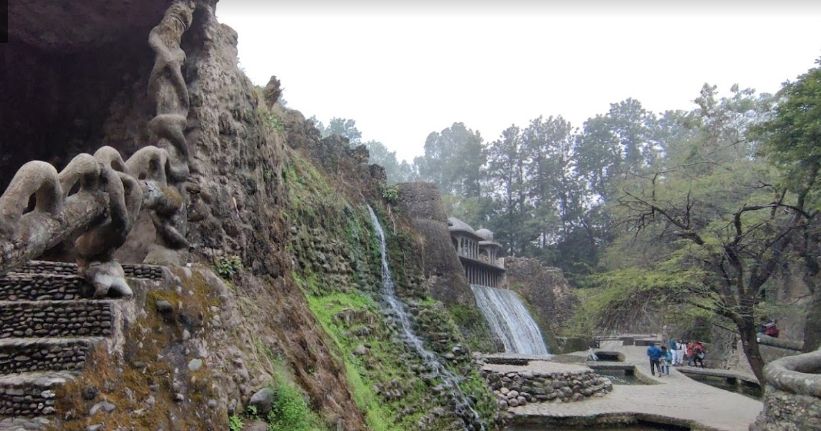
216, 1, 821, 163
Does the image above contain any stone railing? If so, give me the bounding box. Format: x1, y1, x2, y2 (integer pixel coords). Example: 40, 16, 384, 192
483, 366, 612, 411
757, 334, 805, 352
751, 348, 821, 430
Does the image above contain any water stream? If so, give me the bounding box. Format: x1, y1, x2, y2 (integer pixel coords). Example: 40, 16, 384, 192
367, 206, 485, 431
471, 284, 549, 355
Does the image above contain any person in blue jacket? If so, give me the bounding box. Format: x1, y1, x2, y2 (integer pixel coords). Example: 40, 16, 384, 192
668, 338, 678, 366
662, 346, 673, 376
646, 343, 662, 376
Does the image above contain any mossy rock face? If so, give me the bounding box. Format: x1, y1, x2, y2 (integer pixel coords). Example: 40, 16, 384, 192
281, 160, 500, 429
50, 272, 227, 431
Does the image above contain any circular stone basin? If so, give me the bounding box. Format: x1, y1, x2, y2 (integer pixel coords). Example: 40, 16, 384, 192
483, 359, 613, 409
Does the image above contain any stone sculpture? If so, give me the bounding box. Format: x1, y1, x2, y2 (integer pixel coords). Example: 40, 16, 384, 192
0, 144, 185, 296
147, 1, 195, 250
0, 0, 196, 293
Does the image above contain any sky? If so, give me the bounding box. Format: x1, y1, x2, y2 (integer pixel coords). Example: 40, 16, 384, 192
216, 1, 821, 163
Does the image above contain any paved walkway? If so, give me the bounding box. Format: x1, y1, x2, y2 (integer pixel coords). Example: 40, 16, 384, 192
508, 345, 763, 431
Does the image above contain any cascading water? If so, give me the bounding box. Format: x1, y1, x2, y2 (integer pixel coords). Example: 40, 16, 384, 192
367, 206, 486, 431
470, 284, 549, 356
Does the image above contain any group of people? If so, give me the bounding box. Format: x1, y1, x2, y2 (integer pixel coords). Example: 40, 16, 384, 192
646, 328, 707, 377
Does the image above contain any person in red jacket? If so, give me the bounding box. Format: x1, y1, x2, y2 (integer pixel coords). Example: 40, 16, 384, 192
693, 342, 706, 368
764, 321, 780, 338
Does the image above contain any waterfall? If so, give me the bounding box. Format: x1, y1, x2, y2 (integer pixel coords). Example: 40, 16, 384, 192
470, 284, 549, 356
367, 206, 485, 431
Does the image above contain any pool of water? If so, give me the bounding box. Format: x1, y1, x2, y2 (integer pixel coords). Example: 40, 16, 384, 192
509, 421, 688, 431
595, 369, 643, 385
687, 375, 763, 400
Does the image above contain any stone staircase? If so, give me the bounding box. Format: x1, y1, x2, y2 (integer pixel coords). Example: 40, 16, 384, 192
0, 261, 164, 422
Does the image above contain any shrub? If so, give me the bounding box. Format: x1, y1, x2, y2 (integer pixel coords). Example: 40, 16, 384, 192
229, 414, 244, 431
214, 255, 242, 280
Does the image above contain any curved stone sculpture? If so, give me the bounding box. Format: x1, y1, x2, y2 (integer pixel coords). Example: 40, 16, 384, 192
0, 145, 188, 296
146, 1, 195, 249
751, 348, 821, 430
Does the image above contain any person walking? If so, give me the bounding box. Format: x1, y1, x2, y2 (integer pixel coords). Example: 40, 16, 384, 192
647, 343, 662, 376
676, 339, 686, 365
686, 341, 695, 366
668, 338, 678, 366
693, 342, 706, 368
660, 345, 671, 376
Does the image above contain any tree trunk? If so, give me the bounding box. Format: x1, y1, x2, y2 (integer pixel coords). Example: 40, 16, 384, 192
803, 291, 821, 352
737, 319, 766, 383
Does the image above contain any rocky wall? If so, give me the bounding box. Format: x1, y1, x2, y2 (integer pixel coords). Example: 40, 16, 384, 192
483, 366, 612, 411
395, 182, 472, 306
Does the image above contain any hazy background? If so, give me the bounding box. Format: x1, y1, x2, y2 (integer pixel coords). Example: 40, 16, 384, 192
216, 0, 821, 162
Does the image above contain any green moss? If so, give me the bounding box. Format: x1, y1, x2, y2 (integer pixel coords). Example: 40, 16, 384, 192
266, 380, 326, 431
446, 304, 497, 352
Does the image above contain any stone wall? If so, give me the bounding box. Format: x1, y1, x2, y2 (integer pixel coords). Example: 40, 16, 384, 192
12, 260, 165, 280
0, 301, 113, 338
751, 349, 821, 431
483, 364, 612, 411
0, 338, 94, 374
0, 373, 68, 417
0, 274, 89, 301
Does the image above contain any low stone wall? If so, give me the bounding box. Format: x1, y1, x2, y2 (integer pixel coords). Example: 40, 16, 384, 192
12, 260, 165, 280
0, 274, 90, 301
751, 349, 821, 431
0, 373, 69, 417
0, 338, 96, 374
483, 363, 612, 410
0, 301, 114, 338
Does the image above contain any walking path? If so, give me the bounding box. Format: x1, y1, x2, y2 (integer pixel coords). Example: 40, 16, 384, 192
508, 345, 763, 431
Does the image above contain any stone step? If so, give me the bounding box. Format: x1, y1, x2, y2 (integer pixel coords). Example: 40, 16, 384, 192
0, 274, 92, 302
0, 301, 115, 339
0, 371, 75, 417
0, 338, 103, 375
10, 261, 165, 280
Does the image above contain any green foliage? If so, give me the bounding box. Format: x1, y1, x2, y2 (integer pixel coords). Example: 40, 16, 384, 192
753, 56, 821, 202
306, 293, 403, 431
262, 110, 285, 132
266, 381, 324, 431
229, 414, 244, 431
414, 122, 486, 198
447, 304, 497, 352
380, 184, 400, 205
214, 255, 242, 280
246, 404, 258, 417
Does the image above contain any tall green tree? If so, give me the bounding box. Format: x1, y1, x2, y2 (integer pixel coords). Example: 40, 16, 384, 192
414, 122, 486, 198
486, 125, 532, 255
603, 85, 807, 382
752, 58, 821, 351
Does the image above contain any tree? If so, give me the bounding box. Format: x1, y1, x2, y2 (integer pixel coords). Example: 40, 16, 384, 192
414, 122, 486, 198
610, 86, 809, 382
309, 117, 362, 145
362, 140, 414, 184
486, 125, 532, 255
752, 57, 821, 351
